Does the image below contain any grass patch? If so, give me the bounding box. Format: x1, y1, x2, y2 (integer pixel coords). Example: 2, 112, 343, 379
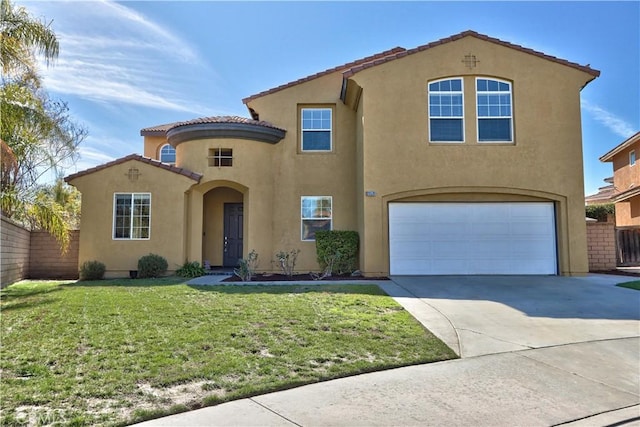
1, 279, 456, 426
617, 281, 640, 291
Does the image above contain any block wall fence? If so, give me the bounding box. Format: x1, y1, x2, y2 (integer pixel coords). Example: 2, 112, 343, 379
586, 219, 617, 271
1, 216, 79, 288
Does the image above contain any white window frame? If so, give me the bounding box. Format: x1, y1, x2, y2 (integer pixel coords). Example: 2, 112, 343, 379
208, 148, 233, 167
112, 193, 151, 240
476, 77, 514, 143
301, 196, 332, 241
301, 108, 332, 152
159, 144, 176, 164
428, 77, 465, 143
630, 150, 636, 167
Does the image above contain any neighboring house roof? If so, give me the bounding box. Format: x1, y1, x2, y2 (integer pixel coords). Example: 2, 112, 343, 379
585, 183, 615, 205
140, 116, 284, 137
600, 131, 640, 162
612, 186, 640, 203
242, 30, 600, 106
64, 154, 203, 183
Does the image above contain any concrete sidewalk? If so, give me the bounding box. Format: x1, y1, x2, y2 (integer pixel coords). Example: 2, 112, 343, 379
136, 274, 640, 426
135, 338, 640, 426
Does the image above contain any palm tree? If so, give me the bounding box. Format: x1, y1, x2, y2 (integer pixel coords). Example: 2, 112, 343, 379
1, 0, 59, 79
1, 0, 78, 253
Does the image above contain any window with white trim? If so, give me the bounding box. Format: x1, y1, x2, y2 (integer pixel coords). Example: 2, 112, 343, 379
160, 144, 176, 164
630, 150, 636, 166
428, 78, 464, 142
477, 78, 513, 142
301, 196, 332, 241
113, 193, 151, 239
301, 108, 332, 151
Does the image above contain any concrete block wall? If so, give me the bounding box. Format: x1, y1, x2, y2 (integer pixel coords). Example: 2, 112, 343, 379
29, 231, 80, 280
1, 216, 31, 288
586, 220, 617, 271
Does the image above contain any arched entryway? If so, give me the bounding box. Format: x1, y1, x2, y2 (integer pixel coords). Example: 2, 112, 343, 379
202, 186, 244, 268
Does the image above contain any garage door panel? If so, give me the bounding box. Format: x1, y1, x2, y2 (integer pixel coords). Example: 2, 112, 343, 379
389, 202, 557, 275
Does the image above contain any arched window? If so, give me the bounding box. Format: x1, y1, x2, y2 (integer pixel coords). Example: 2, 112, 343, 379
476, 78, 513, 142
428, 78, 464, 142
160, 144, 176, 164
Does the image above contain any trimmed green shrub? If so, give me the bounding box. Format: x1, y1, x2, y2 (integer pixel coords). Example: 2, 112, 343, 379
585, 203, 615, 222
315, 230, 359, 275
79, 260, 106, 281
137, 253, 168, 278
176, 261, 206, 278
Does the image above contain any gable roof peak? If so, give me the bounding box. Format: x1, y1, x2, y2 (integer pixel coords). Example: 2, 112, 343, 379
64, 153, 202, 183
342, 29, 600, 79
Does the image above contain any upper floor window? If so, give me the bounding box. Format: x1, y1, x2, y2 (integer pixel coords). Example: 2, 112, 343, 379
630, 150, 636, 166
477, 78, 513, 142
428, 78, 464, 142
113, 193, 150, 240
301, 196, 332, 241
301, 108, 332, 151
208, 148, 233, 167
160, 144, 176, 164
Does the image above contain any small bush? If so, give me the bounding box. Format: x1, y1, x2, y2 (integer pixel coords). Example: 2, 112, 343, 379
234, 250, 259, 281
275, 249, 300, 277
176, 261, 206, 278
79, 260, 106, 280
137, 254, 168, 279
315, 230, 359, 275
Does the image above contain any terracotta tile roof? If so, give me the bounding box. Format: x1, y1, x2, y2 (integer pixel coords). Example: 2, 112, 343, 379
141, 115, 284, 136
342, 30, 600, 79
64, 154, 202, 183
241, 47, 406, 104
585, 184, 615, 204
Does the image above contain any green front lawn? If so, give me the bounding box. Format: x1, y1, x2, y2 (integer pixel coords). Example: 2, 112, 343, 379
0, 279, 456, 426
617, 280, 640, 290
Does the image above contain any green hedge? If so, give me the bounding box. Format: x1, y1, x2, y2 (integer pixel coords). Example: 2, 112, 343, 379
315, 230, 359, 275
585, 203, 615, 222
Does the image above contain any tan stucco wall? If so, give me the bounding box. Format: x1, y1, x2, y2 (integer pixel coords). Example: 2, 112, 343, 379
68, 160, 196, 277
245, 73, 359, 272
143, 136, 169, 161
341, 36, 594, 276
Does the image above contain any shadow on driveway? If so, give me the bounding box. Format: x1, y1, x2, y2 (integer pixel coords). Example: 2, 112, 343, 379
390, 275, 640, 320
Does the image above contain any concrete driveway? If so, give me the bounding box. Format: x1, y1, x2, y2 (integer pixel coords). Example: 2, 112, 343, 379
383, 274, 640, 357
137, 274, 640, 426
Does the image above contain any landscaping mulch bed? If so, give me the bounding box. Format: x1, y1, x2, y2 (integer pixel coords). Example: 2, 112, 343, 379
222, 273, 389, 282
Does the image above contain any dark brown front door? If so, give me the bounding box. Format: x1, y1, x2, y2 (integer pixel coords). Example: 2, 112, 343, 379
223, 203, 243, 267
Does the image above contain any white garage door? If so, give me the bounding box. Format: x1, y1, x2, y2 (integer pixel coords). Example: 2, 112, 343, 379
389, 202, 557, 275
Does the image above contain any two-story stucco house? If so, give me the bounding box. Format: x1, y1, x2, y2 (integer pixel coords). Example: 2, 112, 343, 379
600, 132, 640, 226
65, 30, 599, 278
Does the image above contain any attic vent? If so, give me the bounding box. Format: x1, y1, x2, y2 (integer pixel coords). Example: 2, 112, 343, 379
462, 53, 479, 69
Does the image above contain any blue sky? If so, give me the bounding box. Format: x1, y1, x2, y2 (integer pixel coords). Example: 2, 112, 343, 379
19, 1, 640, 196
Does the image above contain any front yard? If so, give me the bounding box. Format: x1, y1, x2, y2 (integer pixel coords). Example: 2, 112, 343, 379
0, 279, 456, 426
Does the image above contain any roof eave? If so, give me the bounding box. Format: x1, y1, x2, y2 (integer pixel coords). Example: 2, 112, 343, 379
600, 131, 640, 162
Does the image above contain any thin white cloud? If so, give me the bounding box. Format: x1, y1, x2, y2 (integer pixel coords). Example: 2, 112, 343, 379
582, 99, 636, 138
19, 0, 215, 114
